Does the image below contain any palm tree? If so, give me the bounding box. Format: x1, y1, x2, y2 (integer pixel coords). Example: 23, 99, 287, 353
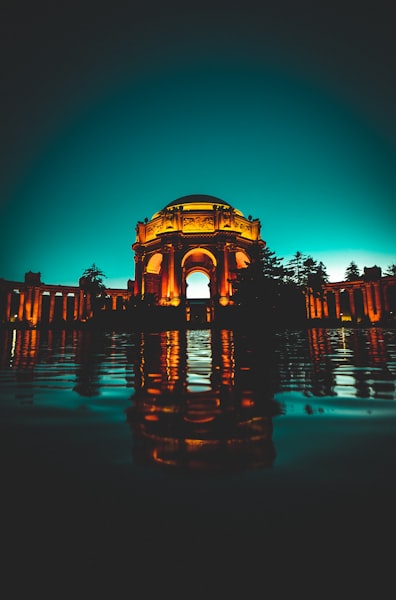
79, 264, 107, 318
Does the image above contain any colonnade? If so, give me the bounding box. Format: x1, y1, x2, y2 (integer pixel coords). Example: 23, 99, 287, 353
305, 276, 396, 323
0, 277, 131, 327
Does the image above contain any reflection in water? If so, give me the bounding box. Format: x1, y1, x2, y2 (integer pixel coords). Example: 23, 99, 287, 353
1, 326, 396, 471
126, 329, 280, 472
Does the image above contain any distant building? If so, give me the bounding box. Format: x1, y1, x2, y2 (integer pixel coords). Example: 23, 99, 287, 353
305, 266, 396, 324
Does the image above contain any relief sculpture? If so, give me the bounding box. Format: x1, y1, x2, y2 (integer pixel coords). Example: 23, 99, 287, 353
183, 216, 214, 232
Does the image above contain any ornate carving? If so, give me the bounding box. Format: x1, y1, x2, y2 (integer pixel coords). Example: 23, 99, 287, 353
183, 216, 214, 232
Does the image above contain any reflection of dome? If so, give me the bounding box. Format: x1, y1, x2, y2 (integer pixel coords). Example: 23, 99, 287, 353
126, 389, 278, 473
151, 194, 244, 219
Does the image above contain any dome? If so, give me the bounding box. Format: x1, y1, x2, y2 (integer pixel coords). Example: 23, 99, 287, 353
151, 194, 244, 218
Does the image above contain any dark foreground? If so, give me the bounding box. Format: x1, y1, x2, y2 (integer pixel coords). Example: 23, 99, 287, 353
1, 326, 396, 594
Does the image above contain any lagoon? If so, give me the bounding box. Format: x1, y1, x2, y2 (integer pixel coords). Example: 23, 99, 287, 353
1, 326, 396, 592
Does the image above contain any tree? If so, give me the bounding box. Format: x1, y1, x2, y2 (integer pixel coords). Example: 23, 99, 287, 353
286, 251, 305, 285
79, 264, 107, 318
262, 246, 293, 282
344, 261, 361, 281
306, 259, 329, 293
385, 264, 396, 276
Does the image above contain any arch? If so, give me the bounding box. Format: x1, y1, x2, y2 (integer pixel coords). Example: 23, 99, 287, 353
235, 250, 250, 269
181, 247, 217, 268
186, 271, 210, 299
146, 252, 163, 274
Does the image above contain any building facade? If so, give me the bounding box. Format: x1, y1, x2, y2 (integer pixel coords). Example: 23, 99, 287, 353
132, 194, 265, 323
0, 271, 131, 328
304, 267, 396, 324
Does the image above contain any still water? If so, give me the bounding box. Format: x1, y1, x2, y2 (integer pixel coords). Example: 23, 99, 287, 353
1, 326, 396, 588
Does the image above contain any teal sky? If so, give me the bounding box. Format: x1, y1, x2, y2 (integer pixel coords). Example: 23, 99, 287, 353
1, 2, 395, 288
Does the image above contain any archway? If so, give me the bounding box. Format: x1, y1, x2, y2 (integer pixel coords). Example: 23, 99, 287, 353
186, 271, 210, 299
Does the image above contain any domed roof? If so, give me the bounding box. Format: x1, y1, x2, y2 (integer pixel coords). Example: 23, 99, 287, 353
165, 194, 232, 209
151, 194, 243, 218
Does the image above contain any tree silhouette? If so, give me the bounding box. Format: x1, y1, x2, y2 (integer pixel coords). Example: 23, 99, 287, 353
344, 261, 361, 281
287, 251, 305, 285
79, 264, 107, 318
385, 264, 396, 276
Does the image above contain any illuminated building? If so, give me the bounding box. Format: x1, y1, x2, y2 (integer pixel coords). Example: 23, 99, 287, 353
132, 194, 265, 322
305, 266, 396, 324
0, 271, 130, 328
0, 195, 395, 327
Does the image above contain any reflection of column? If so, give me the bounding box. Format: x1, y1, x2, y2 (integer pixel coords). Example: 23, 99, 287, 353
18, 291, 25, 321
49, 293, 56, 322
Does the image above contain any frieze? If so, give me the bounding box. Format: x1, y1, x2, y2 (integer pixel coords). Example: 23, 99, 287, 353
183, 216, 214, 232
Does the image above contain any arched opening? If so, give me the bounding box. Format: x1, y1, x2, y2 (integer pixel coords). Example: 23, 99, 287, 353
186, 271, 210, 299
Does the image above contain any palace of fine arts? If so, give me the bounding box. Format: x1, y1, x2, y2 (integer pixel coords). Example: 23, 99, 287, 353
1, 195, 395, 330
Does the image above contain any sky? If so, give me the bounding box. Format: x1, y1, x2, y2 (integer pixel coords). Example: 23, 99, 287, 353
1, 1, 395, 289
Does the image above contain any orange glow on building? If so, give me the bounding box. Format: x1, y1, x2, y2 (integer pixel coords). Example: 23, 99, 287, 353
132, 194, 265, 323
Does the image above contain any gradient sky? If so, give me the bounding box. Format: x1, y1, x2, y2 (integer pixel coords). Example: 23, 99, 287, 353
1, 1, 395, 289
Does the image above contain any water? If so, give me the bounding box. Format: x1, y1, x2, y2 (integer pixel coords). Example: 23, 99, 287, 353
1, 326, 396, 590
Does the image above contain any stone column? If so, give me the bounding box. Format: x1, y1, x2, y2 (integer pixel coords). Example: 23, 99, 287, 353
365, 284, 375, 322
217, 242, 230, 303
5, 291, 12, 322
168, 244, 175, 299
73, 294, 79, 320
134, 252, 144, 296
322, 293, 329, 318
18, 291, 25, 321
334, 290, 341, 319
49, 293, 56, 323
361, 286, 368, 317
79, 290, 85, 319
31, 288, 41, 325
160, 248, 169, 302
348, 289, 356, 320
62, 294, 68, 321
305, 290, 312, 319
25, 287, 33, 321
373, 283, 382, 321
